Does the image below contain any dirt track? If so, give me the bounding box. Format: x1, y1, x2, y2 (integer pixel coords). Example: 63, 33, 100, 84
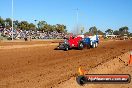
55, 51, 132, 88
0, 40, 132, 88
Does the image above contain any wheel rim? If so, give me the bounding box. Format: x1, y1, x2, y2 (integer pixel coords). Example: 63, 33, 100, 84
80, 43, 83, 48
96, 42, 97, 47
66, 46, 68, 50
93, 43, 95, 48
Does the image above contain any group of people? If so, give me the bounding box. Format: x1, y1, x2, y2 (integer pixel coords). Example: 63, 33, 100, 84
0, 27, 66, 40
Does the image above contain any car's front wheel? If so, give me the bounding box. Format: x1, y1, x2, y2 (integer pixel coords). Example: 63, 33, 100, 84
64, 45, 69, 51
95, 42, 98, 48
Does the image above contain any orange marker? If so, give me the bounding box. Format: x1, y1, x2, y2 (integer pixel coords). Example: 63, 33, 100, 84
128, 50, 132, 65
78, 67, 85, 75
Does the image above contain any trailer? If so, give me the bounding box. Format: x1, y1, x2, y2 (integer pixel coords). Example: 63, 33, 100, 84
89, 35, 99, 48
82, 35, 99, 48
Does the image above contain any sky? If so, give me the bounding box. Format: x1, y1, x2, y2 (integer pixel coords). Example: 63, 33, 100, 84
0, 0, 132, 33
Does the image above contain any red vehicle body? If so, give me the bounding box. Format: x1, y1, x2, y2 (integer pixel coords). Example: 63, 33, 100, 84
68, 36, 83, 47
56, 36, 84, 51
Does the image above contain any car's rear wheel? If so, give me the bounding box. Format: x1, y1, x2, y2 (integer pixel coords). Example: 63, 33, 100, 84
78, 42, 84, 50
95, 42, 98, 48
92, 42, 96, 48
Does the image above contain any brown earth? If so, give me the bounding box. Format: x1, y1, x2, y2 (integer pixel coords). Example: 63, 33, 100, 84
0, 39, 62, 46
0, 40, 132, 88
55, 51, 132, 88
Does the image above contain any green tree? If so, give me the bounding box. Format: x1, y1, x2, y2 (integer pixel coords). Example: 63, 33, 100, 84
0, 17, 5, 27
5, 18, 12, 28
43, 24, 50, 32
0, 17, 67, 33
97, 30, 104, 35
84, 32, 90, 35
52, 25, 57, 31
28, 23, 35, 30
37, 21, 47, 31
18, 21, 29, 30
113, 30, 120, 35
56, 24, 66, 33
13, 20, 19, 29
119, 26, 129, 36
105, 29, 113, 35
89, 26, 97, 35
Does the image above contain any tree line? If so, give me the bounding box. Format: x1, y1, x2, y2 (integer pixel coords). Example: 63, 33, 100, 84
0, 17, 67, 33
0, 17, 132, 37
84, 26, 132, 37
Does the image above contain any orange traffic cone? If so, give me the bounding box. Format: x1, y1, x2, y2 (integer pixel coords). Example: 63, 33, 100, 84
78, 67, 86, 75
128, 50, 132, 65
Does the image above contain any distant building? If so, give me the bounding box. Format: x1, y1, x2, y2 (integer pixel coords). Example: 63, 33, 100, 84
98, 35, 103, 37
105, 34, 119, 39
122, 34, 128, 40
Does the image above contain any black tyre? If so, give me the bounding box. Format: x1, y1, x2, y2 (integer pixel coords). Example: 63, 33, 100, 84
24, 38, 28, 41
95, 42, 98, 48
76, 75, 87, 85
64, 45, 69, 51
54, 46, 60, 50
78, 42, 84, 50
86, 44, 90, 49
92, 42, 96, 48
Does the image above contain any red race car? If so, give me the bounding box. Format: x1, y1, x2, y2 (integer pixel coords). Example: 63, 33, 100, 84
57, 36, 84, 51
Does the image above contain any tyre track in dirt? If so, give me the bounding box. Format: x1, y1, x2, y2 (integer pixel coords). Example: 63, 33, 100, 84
0, 40, 132, 88
54, 51, 132, 88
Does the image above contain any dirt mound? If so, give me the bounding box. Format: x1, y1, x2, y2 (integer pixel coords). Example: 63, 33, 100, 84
54, 52, 132, 88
